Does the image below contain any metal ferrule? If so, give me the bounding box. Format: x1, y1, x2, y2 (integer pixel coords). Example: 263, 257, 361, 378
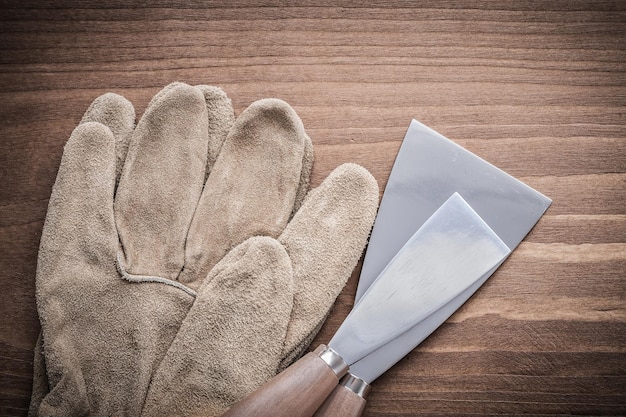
340, 373, 371, 398
318, 345, 349, 378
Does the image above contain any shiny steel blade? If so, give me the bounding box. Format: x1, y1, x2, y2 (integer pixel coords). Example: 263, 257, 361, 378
350, 120, 551, 383
329, 193, 511, 365
358, 119, 552, 301
348, 263, 500, 383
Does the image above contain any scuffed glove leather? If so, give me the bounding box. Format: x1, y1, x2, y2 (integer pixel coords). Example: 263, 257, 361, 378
30, 82, 378, 416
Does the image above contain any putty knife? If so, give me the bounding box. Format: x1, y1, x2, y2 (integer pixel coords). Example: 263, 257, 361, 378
314, 120, 552, 416
222, 193, 511, 417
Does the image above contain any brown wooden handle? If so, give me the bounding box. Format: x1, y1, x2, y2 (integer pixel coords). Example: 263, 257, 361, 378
222, 347, 343, 417
312, 384, 367, 417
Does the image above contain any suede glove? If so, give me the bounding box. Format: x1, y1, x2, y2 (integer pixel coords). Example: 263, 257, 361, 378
30, 82, 236, 416
30, 82, 379, 416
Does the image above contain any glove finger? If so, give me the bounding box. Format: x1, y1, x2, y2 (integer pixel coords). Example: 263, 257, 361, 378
141, 82, 234, 180
80, 92, 135, 180
195, 84, 235, 179
115, 83, 209, 280
180, 99, 309, 289
39, 122, 118, 264
277, 163, 379, 367
142, 236, 293, 417
34, 123, 118, 415
291, 131, 314, 217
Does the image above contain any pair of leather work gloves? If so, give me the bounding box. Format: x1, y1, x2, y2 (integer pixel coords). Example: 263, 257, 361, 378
29, 82, 379, 416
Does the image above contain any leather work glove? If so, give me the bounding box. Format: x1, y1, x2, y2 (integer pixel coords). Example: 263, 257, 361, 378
30, 82, 379, 416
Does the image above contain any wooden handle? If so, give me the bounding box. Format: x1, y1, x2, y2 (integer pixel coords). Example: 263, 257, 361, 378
222, 347, 343, 417
312, 383, 367, 417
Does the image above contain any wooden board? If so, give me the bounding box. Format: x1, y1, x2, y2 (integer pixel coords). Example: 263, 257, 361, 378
1, 1, 624, 415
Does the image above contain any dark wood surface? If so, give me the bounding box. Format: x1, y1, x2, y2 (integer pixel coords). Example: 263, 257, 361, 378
1, 1, 624, 415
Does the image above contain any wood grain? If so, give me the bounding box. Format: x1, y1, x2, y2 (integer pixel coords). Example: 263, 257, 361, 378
1, 1, 624, 415
222, 351, 340, 417
314, 385, 367, 417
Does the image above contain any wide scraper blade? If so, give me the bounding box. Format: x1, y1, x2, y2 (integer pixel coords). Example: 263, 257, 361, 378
329, 193, 511, 366
358, 120, 552, 301
349, 120, 551, 383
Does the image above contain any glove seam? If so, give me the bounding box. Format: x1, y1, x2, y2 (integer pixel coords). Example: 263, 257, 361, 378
116, 252, 197, 297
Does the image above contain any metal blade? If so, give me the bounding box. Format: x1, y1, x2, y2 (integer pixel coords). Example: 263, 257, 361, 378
328, 193, 511, 365
358, 120, 552, 301
349, 120, 551, 383
348, 264, 499, 383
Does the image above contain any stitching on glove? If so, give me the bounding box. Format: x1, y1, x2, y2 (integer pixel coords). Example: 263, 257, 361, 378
116, 253, 197, 297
